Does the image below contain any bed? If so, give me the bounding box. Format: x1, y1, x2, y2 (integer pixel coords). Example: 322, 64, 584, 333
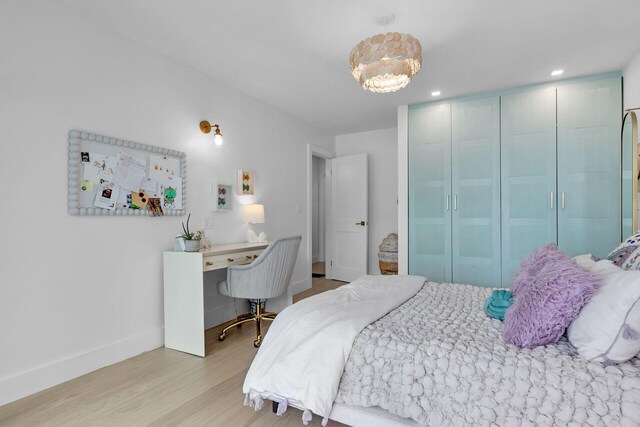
243, 275, 640, 426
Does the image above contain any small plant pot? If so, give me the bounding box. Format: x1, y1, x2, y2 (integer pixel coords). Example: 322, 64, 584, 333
184, 239, 200, 252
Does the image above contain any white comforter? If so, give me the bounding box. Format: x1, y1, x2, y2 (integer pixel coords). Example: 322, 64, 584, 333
243, 274, 426, 424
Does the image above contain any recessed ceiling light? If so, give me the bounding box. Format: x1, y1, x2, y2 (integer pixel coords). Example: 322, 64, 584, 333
431, 91, 441, 97
551, 69, 564, 77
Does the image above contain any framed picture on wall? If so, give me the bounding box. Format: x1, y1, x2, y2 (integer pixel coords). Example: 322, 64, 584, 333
213, 183, 233, 211
237, 170, 256, 195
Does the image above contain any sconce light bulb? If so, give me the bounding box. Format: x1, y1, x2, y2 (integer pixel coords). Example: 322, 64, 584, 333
214, 134, 223, 146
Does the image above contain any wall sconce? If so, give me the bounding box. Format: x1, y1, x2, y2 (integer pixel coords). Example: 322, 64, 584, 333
200, 120, 223, 146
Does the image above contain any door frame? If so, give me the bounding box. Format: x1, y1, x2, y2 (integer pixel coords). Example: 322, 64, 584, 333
306, 144, 334, 290
398, 105, 409, 274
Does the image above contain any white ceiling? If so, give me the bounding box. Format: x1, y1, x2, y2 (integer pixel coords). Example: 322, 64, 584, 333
58, 0, 640, 135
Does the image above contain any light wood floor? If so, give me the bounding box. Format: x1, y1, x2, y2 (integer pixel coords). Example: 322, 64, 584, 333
0, 280, 348, 427
311, 262, 325, 277
293, 277, 346, 303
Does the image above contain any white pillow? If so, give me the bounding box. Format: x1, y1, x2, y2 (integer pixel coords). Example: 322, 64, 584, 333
572, 253, 597, 271
568, 260, 640, 364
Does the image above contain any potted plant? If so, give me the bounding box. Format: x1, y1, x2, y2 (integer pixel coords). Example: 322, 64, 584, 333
177, 213, 202, 252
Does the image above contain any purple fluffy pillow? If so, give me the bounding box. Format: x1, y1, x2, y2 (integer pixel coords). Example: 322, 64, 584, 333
504, 244, 602, 348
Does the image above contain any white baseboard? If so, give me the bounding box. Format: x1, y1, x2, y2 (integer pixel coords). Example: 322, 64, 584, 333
289, 278, 310, 296
0, 326, 163, 407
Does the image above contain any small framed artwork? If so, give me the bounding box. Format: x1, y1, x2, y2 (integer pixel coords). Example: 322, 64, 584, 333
237, 170, 256, 195
213, 183, 233, 211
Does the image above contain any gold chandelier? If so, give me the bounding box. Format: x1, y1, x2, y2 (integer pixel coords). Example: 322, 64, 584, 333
349, 32, 422, 93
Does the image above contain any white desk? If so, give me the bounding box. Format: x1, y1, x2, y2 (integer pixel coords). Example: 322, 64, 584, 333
163, 242, 269, 357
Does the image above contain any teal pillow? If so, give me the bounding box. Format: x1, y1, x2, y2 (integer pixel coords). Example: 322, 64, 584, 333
484, 289, 513, 321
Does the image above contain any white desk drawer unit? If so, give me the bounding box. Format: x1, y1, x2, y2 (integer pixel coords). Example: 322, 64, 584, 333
202, 250, 263, 272
163, 241, 269, 357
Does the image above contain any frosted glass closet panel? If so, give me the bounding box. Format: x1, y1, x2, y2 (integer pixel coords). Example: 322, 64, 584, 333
557, 77, 622, 258
501, 88, 557, 285
408, 104, 452, 282
451, 97, 501, 287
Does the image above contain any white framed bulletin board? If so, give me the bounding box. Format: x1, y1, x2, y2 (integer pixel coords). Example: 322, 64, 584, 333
68, 130, 187, 216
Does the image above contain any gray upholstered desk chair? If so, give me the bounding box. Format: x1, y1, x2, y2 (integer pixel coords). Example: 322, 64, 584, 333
217, 235, 302, 347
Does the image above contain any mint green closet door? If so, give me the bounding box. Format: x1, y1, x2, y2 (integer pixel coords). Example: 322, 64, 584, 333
501, 88, 557, 286
451, 97, 501, 287
408, 103, 452, 282
557, 77, 622, 258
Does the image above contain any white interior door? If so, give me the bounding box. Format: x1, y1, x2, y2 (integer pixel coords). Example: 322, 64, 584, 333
330, 153, 368, 282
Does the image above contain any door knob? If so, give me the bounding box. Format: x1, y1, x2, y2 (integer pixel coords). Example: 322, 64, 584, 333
355, 220, 367, 226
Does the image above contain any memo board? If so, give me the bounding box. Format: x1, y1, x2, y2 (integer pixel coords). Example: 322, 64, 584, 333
68, 130, 187, 216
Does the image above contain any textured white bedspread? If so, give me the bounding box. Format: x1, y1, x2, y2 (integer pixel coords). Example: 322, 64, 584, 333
243, 274, 426, 423
335, 281, 640, 426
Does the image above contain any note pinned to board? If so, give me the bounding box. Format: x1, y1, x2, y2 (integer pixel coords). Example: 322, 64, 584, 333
114, 153, 146, 191
83, 153, 116, 186
141, 178, 159, 196
80, 180, 93, 192
148, 198, 163, 217
94, 182, 120, 210
149, 155, 180, 181
160, 176, 182, 209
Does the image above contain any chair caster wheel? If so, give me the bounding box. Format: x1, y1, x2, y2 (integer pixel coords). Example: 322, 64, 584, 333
253, 339, 261, 348
218, 334, 226, 341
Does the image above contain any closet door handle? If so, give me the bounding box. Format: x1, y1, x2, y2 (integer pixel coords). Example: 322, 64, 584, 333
550, 192, 554, 210
561, 192, 565, 210
454, 195, 458, 211
446, 195, 450, 211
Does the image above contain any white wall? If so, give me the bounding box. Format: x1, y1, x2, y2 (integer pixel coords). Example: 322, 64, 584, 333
397, 106, 409, 275
335, 128, 398, 275
625, 50, 640, 110
0, 0, 332, 406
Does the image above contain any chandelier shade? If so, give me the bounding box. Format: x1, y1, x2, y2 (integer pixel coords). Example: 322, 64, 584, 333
349, 32, 422, 93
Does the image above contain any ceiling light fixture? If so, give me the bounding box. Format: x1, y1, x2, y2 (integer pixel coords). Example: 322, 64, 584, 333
200, 120, 223, 146
431, 91, 441, 97
349, 31, 422, 94
551, 69, 564, 77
